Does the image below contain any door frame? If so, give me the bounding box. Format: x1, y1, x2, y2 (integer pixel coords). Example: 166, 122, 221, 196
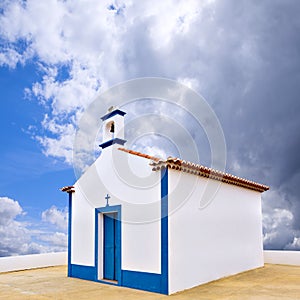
95, 205, 121, 284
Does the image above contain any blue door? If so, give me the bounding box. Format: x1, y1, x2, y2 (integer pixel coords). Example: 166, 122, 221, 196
103, 213, 118, 281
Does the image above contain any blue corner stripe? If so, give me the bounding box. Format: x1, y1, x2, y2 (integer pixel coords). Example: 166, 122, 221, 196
160, 167, 169, 294
101, 109, 126, 121
99, 138, 127, 149
68, 192, 72, 277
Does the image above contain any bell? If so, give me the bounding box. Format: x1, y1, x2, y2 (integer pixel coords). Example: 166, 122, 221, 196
110, 123, 115, 133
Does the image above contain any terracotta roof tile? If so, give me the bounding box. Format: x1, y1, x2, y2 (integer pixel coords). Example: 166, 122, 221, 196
118, 147, 160, 162
151, 158, 269, 193
119, 148, 269, 193
60, 186, 75, 193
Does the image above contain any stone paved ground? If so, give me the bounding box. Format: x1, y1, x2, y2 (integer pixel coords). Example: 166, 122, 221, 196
0, 264, 300, 299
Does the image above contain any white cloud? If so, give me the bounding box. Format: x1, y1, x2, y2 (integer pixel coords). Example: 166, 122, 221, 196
0, 197, 34, 256
285, 237, 300, 250
0, 197, 68, 256
177, 77, 199, 91
1, 0, 300, 251
42, 205, 68, 231
36, 116, 76, 165
0, 0, 216, 167
39, 232, 67, 249
262, 186, 300, 251
263, 207, 300, 250
0, 196, 23, 224
0, 48, 22, 68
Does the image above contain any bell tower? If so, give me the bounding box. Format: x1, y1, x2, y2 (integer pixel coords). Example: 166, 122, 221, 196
99, 106, 127, 149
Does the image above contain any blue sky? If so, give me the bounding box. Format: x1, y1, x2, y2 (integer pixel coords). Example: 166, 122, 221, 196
0, 65, 70, 196
0, 63, 72, 255
0, 0, 300, 255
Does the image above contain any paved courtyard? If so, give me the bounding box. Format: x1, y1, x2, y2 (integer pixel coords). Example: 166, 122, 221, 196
0, 264, 300, 299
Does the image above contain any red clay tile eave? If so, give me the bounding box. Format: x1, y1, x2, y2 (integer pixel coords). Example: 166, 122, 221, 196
60, 186, 75, 193
118, 147, 161, 162
150, 159, 269, 193
117, 148, 269, 193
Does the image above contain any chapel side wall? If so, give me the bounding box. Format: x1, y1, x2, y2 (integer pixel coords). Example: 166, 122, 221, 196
168, 170, 264, 294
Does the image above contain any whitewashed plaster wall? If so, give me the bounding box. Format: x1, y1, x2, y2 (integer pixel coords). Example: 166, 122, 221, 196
168, 170, 264, 294
264, 250, 300, 266
0, 252, 67, 273
72, 145, 161, 273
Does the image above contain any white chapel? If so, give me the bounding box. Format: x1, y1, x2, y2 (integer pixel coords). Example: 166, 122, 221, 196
61, 106, 269, 294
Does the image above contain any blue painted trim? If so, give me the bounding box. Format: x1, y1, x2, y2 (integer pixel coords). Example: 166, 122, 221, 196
160, 167, 169, 294
122, 270, 162, 293
96, 204, 122, 217
70, 264, 97, 281
99, 138, 127, 149
70, 264, 119, 286
95, 205, 122, 284
67, 192, 72, 277
101, 109, 126, 121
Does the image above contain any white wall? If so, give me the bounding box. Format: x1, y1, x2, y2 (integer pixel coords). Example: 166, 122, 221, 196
0, 252, 67, 273
168, 170, 264, 294
72, 175, 95, 266
72, 145, 161, 273
264, 250, 300, 266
